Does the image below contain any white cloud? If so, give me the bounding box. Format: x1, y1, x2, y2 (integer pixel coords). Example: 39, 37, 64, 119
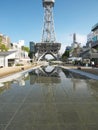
57, 33, 87, 55
76, 34, 87, 46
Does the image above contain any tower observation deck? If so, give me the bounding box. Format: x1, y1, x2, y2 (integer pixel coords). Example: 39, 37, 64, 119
35, 0, 61, 61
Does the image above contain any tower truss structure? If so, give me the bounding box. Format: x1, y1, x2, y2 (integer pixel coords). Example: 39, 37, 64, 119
42, 0, 56, 43
31, 0, 61, 61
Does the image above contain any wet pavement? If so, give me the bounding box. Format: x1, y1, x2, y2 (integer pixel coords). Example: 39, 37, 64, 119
61, 66, 98, 80
0, 65, 98, 130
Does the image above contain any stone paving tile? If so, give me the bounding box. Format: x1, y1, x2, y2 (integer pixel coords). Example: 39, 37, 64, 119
24, 89, 45, 103
55, 103, 75, 112
0, 66, 98, 130
0, 125, 6, 130
24, 97, 44, 103
79, 111, 98, 124
0, 103, 19, 112
0, 103, 4, 111
0, 112, 14, 124
0, 89, 29, 104
57, 111, 81, 124
18, 103, 46, 113
9, 110, 58, 125
74, 103, 98, 124
6, 123, 60, 130
86, 124, 98, 130
58, 124, 86, 130
91, 103, 98, 112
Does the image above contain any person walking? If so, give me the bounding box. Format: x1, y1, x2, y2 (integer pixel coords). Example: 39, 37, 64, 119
91, 61, 95, 67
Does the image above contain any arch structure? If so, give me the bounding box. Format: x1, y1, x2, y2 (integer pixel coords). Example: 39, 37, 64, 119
38, 51, 57, 61
32, 0, 61, 62
30, 65, 60, 77
35, 42, 61, 61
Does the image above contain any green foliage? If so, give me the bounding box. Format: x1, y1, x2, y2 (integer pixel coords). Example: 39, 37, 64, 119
22, 46, 29, 52
62, 50, 70, 60
96, 47, 98, 50
0, 37, 2, 43
16, 63, 24, 66
0, 37, 8, 51
28, 52, 33, 59
0, 44, 8, 51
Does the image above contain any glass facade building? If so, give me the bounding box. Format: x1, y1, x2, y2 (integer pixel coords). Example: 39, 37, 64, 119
87, 23, 98, 43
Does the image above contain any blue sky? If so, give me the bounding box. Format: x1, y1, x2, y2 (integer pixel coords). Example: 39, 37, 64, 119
0, 0, 98, 53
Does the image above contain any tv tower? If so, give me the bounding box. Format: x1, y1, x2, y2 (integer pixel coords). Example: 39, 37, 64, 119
42, 0, 56, 43
31, 0, 61, 61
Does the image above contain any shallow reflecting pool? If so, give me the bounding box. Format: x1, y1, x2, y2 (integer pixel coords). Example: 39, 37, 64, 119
0, 65, 98, 130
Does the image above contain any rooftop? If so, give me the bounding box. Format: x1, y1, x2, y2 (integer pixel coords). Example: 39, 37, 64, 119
91, 23, 98, 31
0, 51, 16, 56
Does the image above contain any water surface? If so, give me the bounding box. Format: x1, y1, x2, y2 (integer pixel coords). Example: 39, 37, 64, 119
0, 65, 98, 130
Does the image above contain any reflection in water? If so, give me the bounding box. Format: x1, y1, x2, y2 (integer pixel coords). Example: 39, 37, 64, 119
0, 82, 11, 94
61, 68, 91, 91
13, 73, 29, 86
29, 66, 61, 85
0, 65, 98, 102
0, 66, 98, 94
0, 65, 98, 129
29, 66, 92, 91
86, 80, 98, 101
0, 83, 4, 87
61, 68, 90, 79
0, 73, 29, 94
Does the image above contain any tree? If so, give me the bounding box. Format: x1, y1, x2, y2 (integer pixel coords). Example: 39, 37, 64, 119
21, 46, 29, 53
28, 52, 33, 59
62, 50, 70, 60
0, 37, 8, 51
0, 44, 8, 51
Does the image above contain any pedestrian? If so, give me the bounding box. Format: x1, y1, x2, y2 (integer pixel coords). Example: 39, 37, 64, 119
91, 61, 95, 67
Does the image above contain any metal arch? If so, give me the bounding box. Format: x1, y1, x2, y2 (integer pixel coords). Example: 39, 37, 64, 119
38, 51, 57, 61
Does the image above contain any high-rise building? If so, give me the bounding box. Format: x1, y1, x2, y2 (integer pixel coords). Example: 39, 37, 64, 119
87, 23, 98, 47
